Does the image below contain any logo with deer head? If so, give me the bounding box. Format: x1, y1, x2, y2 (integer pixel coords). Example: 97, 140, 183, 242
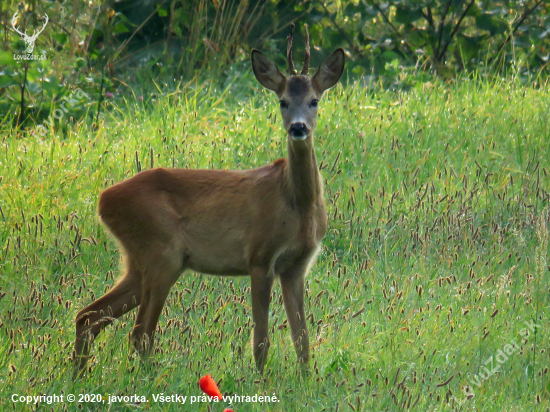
11, 11, 48, 54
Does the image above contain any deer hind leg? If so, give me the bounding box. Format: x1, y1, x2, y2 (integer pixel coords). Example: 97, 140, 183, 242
279, 261, 310, 366
129, 245, 185, 357
74, 264, 142, 372
250, 267, 274, 374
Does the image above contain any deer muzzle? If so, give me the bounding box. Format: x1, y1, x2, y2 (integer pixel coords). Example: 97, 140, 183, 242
289, 122, 308, 140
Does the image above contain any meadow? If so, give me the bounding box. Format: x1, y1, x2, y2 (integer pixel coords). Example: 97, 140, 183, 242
1, 73, 549, 411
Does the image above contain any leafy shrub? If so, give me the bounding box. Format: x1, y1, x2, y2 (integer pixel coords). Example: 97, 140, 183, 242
1, 0, 548, 131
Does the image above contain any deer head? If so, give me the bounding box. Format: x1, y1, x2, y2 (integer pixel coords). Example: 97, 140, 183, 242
251, 24, 344, 142
11, 12, 49, 54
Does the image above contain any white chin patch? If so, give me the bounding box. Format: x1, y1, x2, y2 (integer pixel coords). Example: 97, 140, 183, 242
291, 133, 307, 141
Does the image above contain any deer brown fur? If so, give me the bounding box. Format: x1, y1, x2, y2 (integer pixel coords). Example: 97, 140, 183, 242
74, 25, 344, 374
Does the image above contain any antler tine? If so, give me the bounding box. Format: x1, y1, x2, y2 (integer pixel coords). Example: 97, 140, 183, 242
301, 24, 310, 75
11, 11, 26, 37
286, 23, 297, 76
35, 14, 48, 37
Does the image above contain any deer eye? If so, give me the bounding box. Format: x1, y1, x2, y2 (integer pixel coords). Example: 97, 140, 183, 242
310, 99, 319, 108
279, 100, 288, 109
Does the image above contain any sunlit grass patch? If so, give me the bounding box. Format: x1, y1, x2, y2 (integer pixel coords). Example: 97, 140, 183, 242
0, 75, 549, 411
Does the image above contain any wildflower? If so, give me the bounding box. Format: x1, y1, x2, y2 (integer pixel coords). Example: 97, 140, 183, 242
199, 374, 223, 400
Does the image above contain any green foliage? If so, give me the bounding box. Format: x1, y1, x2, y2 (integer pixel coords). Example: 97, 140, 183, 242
1, 1, 549, 132
0, 2, 105, 128
304, 0, 549, 79
1, 75, 549, 411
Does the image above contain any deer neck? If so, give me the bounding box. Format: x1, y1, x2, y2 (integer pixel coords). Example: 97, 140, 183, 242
286, 135, 323, 212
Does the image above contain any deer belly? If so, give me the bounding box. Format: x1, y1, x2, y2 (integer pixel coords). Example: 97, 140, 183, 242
182, 228, 249, 276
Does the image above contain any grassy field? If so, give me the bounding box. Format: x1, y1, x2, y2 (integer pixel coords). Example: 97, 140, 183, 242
1, 73, 549, 411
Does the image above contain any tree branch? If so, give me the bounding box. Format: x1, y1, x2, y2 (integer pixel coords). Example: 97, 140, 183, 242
436, 0, 453, 57
16, 62, 29, 129
437, 0, 476, 62
422, 7, 439, 62
422, 7, 435, 28
496, 0, 545, 55
369, 0, 415, 57
317, 1, 361, 55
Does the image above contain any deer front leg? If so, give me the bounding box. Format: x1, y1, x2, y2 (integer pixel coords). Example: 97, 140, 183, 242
250, 268, 274, 374
279, 265, 309, 366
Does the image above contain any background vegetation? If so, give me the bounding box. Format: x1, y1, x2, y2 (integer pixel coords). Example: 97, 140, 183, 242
1, 0, 549, 129
1, 1, 549, 411
1, 72, 549, 411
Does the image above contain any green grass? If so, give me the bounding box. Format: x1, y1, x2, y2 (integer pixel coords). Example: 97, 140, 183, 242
1, 74, 549, 411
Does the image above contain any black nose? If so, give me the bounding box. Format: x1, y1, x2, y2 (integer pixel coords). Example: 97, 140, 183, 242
290, 122, 307, 136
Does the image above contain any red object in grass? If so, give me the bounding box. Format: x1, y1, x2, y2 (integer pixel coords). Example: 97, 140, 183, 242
223, 409, 234, 412
199, 374, 223, 400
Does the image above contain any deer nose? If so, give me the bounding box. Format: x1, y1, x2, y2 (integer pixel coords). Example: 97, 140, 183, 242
290, 122, 307, 139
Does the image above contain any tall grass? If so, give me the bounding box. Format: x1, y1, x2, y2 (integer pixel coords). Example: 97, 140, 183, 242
0, 74, 549, 411
171, 0, 265, 80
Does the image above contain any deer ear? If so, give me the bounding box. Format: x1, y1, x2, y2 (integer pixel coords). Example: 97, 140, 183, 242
312, 49, 345, 93
251, 50, 286, 94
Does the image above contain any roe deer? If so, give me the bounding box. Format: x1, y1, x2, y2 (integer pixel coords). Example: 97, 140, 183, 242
74, 24, 344, 374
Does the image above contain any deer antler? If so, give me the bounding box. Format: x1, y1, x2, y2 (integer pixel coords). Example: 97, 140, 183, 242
11, 11, 27, 37
11, 12, 48, 40
287, 23, 297, 76
29, 14, 48, 41
301, 24, 310, 75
